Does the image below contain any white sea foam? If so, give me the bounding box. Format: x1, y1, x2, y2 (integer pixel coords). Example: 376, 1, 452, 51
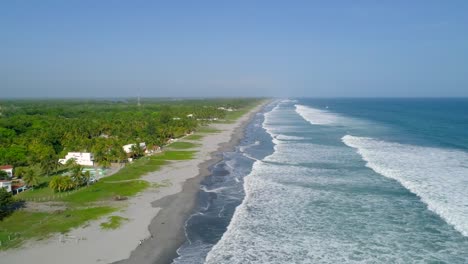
342, 135, 468, 237
294, 104, 375, 132
264, 142, 353, 165
205, 103, 468, 264
274, 135, 305, 141
206, 103, 374, 263
200, 185, 229, 193
239, 141, 260, 152
294, 104, 341, 125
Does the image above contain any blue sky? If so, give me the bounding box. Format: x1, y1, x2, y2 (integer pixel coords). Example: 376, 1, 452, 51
1, 1, 468, 97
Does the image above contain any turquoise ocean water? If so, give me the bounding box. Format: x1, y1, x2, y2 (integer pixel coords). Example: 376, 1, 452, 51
175, 98, 468, 263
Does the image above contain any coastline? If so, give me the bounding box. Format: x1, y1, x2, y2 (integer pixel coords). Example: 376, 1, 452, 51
0, 101, 266, 264
116, 104, 257, 264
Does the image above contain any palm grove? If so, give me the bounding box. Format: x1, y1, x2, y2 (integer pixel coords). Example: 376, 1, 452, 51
0, 98, 256, 192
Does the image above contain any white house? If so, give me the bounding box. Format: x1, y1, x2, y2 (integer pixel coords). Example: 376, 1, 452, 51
59, 152, 94, 166
122, 142, 146, 154
0, 165, 13, 178
0, 180, 12, 192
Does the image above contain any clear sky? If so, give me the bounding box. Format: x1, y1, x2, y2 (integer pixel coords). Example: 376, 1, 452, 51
1, 1, 468, 98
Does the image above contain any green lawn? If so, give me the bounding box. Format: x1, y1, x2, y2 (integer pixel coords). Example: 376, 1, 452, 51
168, 141, 198, 149
62, 180, 150, 204
15, 185, 55, 200
102, 157, 167, 182
0, 207, 115, 249
154, 150, 196, 160
184, 134, 204, 140
197, 126, 222, 133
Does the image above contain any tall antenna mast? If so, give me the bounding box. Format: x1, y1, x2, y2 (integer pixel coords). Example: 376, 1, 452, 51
137, 93, 141, 107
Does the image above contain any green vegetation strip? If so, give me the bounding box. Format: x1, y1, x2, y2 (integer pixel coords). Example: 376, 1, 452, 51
197, 127, 222, 133
0, 207, 115, 249
184, 134, 204, 140
168, 141, 198, 149
100, 216, 129, 230
62, 180, 149, 205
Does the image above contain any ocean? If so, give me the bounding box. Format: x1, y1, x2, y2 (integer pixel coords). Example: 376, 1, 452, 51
174, 98, 468, 263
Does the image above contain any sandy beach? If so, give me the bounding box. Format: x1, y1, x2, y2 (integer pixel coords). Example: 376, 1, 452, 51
0, 102, 265, 264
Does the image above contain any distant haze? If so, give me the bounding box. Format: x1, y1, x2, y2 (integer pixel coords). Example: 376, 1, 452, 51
1, 1, 468, 98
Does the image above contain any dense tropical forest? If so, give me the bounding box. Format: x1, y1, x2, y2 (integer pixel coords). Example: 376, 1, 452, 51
0, 98, 258, 174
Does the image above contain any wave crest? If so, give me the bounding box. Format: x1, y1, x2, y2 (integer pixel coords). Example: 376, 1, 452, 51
342, 135, 468, 237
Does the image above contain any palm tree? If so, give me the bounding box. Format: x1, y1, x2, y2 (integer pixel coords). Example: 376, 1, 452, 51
83, 171, 91, 186
49, 176, 62, 192
94, 149, 111, 168
13, 167, 27, 178
40, 154, 61, 176
65, 158, 78, 168
62, 176, 75, 191
49, 176, 76, 192
130, 144, 145, 159
70, 165, 85, 187
23, 169, 40, 189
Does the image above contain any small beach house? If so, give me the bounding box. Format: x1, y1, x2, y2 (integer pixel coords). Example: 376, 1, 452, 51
59, 152, 94, 166
0, 165, 13, 178
122, 142, 147, 154
0, 180, 12, 192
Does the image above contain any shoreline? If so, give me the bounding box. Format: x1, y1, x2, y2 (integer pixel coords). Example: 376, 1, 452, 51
0, 101, 266, 264
115, 102, 263, 264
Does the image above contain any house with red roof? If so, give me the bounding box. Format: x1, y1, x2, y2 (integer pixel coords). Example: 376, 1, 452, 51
0, 165, 13, 178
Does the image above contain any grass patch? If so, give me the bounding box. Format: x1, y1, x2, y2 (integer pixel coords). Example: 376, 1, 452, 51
154, 150, 196, 160
103, 157, 167, 182
197, 126, 222, 133
184, 134, 204, 140
168, 141, 198, 149
100, 216, 128, 230
62, 180, 149, 205
15, 185, 55, 200
0, 207, 115, 250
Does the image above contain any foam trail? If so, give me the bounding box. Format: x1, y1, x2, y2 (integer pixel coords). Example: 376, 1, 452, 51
343, 135, 468, 237
242, 152, 260, 162
200, 185, 230, 193
294, 104, 341, 125
274, 135, 305, 141
239, 141, 260, 152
